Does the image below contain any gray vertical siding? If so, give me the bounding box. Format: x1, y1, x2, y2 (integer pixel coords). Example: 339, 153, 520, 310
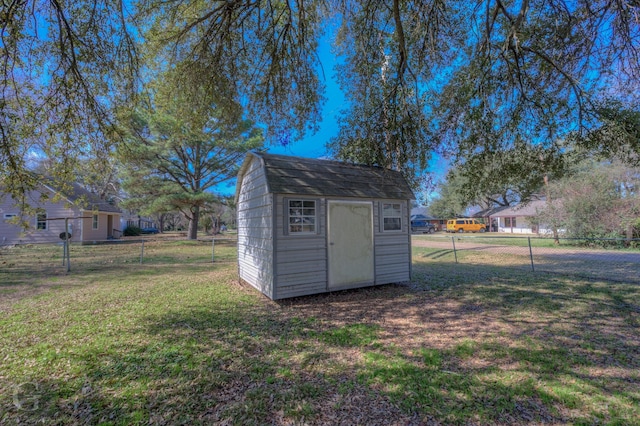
373, 200, 411, 284
271, 196, 410, 299
237, 157, 275, 298
273, 194, 327, 299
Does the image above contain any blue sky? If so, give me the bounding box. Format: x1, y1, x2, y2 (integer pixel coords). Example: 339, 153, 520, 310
262, 37, 448, 204
223, 35, 447, 202
268, 39, 344, 159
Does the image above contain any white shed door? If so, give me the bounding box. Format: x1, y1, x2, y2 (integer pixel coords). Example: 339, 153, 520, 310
328, 201, 374, 289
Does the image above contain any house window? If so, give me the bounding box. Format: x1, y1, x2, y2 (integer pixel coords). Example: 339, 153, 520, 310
36, 211, 47, 230
287, 199, 316, 234
505, 217, 517, 228
92, 214, 99, 230
3, 214, 16, 221
382, 203, 402, 231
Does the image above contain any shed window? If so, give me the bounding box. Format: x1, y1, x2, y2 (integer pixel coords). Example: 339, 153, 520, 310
36, 211, 47, 230
92, 214, 99, 230
287, 199, 317, 234
382, 203, 402, 231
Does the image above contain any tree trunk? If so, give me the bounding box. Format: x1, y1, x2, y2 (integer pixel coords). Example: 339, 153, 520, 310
543, 173, 560, 244
625, 223, 633, 247
188, 206, 200, 240
158, 213, 166, 234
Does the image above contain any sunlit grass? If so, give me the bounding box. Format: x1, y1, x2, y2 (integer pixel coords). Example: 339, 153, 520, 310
415, 233, 640, 251
0, 240, 638, 425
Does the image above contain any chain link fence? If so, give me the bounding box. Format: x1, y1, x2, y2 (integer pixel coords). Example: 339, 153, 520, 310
4, 234, 638, 284
0, 236, 238, 276
413, 235, 640, 284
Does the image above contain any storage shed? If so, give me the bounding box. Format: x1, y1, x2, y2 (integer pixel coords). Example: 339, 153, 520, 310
235, 152, 415, 300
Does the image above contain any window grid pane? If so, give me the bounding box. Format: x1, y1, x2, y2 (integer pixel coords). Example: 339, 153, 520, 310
382, 203, 402, 231
288, 199, 316, 234
36, 212, 47, 230
384, 217, 401, 231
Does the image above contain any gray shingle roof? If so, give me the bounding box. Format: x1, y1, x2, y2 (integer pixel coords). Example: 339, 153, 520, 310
473, 205, 510, 218
66, 182, 122, 213
491, 199, 547, 217
42, 178, 122, 213
256, 153, 415, 200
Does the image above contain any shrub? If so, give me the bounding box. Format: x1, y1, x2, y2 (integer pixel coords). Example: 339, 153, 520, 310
123, 225, 141, 236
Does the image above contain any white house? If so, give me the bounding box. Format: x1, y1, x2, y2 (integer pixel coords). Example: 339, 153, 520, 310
490, 199, 551, 234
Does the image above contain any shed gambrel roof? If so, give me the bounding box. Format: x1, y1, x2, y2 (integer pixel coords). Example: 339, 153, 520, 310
244, 152, 415, 200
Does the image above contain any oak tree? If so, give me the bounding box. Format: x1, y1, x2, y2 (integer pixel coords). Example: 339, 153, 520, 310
3, 0, 639, 194
1, 0, 137, 200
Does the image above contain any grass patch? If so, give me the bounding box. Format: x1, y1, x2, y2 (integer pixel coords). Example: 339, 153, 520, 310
1, 240, 639, 425
318, 323, 380, 347
414, 233, 560, 248
414, 234, 640, 251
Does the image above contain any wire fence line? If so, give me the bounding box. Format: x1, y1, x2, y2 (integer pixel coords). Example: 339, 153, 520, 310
3, 234, 638, 284
0, 236, 237, 275
413, 235, 640, 284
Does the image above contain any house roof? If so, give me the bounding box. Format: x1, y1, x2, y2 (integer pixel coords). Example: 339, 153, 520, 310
240, 152, 415, 200
411, 214, 437, 221
42, 179, 122, 214
491, 199, 547, 217
472, 205, 510, 218
410, 207, 434, 219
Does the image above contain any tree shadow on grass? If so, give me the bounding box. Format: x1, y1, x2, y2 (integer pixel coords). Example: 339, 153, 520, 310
419, 248, 456, 260
278, 261, 640, 424
2, 302, 420, 425
133, 301, 575, 424
2, 260, 638, 425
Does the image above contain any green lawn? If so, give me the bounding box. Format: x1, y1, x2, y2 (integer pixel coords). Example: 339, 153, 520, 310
1, 240, 638, 425
415, 232, 562, 248
415, 233, 640, 250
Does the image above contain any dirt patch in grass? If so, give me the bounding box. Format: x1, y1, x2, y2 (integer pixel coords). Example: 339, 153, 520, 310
270, 264, 639, 425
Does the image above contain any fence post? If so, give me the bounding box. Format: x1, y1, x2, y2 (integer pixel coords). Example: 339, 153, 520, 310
64, 217, 71, 272
66, 239, 71, 272
528, 237, 535, 272
452, 236, 458, 264
212, 238, 215, 263
140, 239, 145, 264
